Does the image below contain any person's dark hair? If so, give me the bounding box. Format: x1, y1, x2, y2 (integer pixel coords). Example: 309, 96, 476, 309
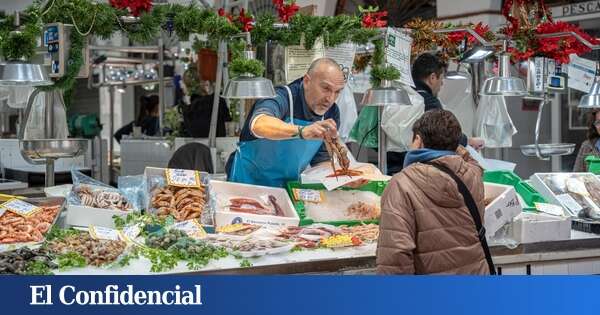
412, 109, 462, 151
136, 95, 159, 125
587, 111, 600, 142
411, 52, 448, 82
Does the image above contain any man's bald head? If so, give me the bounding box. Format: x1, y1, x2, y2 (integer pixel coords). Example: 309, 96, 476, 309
302, 58, 347, 115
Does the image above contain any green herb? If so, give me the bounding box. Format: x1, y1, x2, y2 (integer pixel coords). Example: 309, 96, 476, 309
370, 65, 401, 87
290, 246, 303, 253
24, 260, 54, 275
228, 58, 265, 78
117, 247, 140, 267
45, 227, 81, 242
239, 259, 252, 268
57, 252, 87, 270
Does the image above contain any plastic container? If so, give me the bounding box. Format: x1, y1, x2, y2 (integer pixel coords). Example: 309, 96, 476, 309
286, 180, 387, 226
585, 155, 600, 175
483, 170, 546, 211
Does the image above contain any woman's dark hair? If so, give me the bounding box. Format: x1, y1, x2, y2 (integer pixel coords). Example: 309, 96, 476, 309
136, 95, 159, 125
411, 52, 448, 82
587, 111, 600, 142
412, 109, 462, 151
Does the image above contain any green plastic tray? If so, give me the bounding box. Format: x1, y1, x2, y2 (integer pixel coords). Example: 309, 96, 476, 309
286, 181, 388, 226
585, 155, 600, 175
483, 170, 545, 211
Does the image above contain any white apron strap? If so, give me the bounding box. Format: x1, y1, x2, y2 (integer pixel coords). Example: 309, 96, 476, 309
283, 85, 294, 126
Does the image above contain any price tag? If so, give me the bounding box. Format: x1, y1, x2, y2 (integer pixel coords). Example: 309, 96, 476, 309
165, 169, 202, 188
171, 219, 207, 239
120, 224, 142, 243
88, 226, 121, 241
0, 199, 42, 217
292, 188, 323, 203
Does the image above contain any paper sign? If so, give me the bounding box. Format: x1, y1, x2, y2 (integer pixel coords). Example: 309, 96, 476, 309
535, 202, 567, 217
165, 169, 202, 188
555, 193, 583, 216
292, 188, 324, 203
325, 42, 356, 72
568, 54, 596, 93
88, 225, 121, 241
171, 219, 207, 239
285, 38, 356, 83
386, 28, 415, 87
321, 175, 360, 191
0, 199, 42, 217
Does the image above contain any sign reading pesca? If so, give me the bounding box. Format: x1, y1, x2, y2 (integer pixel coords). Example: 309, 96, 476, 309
552, 1, 600, 18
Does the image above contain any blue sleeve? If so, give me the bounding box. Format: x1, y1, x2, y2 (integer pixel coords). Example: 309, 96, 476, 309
249, 88, 289, 125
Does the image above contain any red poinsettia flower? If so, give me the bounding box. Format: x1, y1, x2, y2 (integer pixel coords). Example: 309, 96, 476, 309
109, 0, 152, 17
218, 8, 234, 22
274, 0, 300, 23
447, 22, 491, 45
236, 8, 254, 32
361, 11, 387, 28
535, 21, 600, 63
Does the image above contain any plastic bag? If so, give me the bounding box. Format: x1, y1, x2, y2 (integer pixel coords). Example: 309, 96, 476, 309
7, 86, 34, 109
69, 169, 141, 211
380, 85, 425, 152
23, 91, 69, 140
474, 95, 517, 148
118, 175, 148, 212
336, 84, 358, 143
145, 171, 215, 226
487, 223, 520, 249
439, 69, 476, 137
349, 107, 378, 148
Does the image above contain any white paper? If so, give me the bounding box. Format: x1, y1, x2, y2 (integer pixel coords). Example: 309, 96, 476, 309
324, 42, 356, 70
466, 145, 516, 172
568, 54, 596, 93
321, 175, 360, 191
535, 202, 567, 217
285, 39, 356, 83
386, 28, 415, 87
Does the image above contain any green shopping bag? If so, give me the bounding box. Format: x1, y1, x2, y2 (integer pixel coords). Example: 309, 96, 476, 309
349, 107, 379, 148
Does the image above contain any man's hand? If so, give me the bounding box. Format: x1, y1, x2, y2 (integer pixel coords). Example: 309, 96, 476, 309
468, 137, 485, 151
301, 119, 338, 140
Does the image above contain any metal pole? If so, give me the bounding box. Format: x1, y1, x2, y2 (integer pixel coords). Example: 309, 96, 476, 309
377, 106, 387, 175
109, 86, 115, 180
45, 159, 55, 187
209, 40, 227, 148
158, 38, 165, 136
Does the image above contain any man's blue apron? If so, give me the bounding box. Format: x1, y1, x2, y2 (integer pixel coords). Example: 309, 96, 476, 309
228, 86, 323, 187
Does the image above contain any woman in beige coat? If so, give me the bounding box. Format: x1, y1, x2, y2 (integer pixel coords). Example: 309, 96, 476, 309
376, 110, 490, 275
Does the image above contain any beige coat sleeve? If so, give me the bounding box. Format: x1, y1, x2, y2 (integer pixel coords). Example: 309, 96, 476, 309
376, 177, 417, 275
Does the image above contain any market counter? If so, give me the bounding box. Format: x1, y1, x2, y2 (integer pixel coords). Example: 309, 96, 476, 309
55, 230, 600, 275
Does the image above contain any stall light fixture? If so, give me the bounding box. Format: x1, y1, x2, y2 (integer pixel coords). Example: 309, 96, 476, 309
361, 79, 412, 107
460, 46, 494, 63
0, 61, 53, 87
579, 63, 600, 109
445, 63, 469, 80
222, 50, 276, 99
480, 52, 527, 96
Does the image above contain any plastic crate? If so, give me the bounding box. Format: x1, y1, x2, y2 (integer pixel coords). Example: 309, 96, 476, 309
572, 218, 600, 234
483, 170, 546, 211
585, 155, 600, 175
286, 181, 388, 226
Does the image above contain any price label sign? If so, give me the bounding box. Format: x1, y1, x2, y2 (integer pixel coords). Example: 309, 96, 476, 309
165, 169, 202, 188
0, 199, 42, 217
292, 188, 323, 203
172, 219, 207, 239
88, 225, 121, 241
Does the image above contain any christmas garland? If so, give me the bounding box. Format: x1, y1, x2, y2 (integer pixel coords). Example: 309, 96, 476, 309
4, 0, 596, 108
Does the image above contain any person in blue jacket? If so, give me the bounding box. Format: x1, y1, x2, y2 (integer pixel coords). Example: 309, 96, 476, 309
226, 58, 346, 187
